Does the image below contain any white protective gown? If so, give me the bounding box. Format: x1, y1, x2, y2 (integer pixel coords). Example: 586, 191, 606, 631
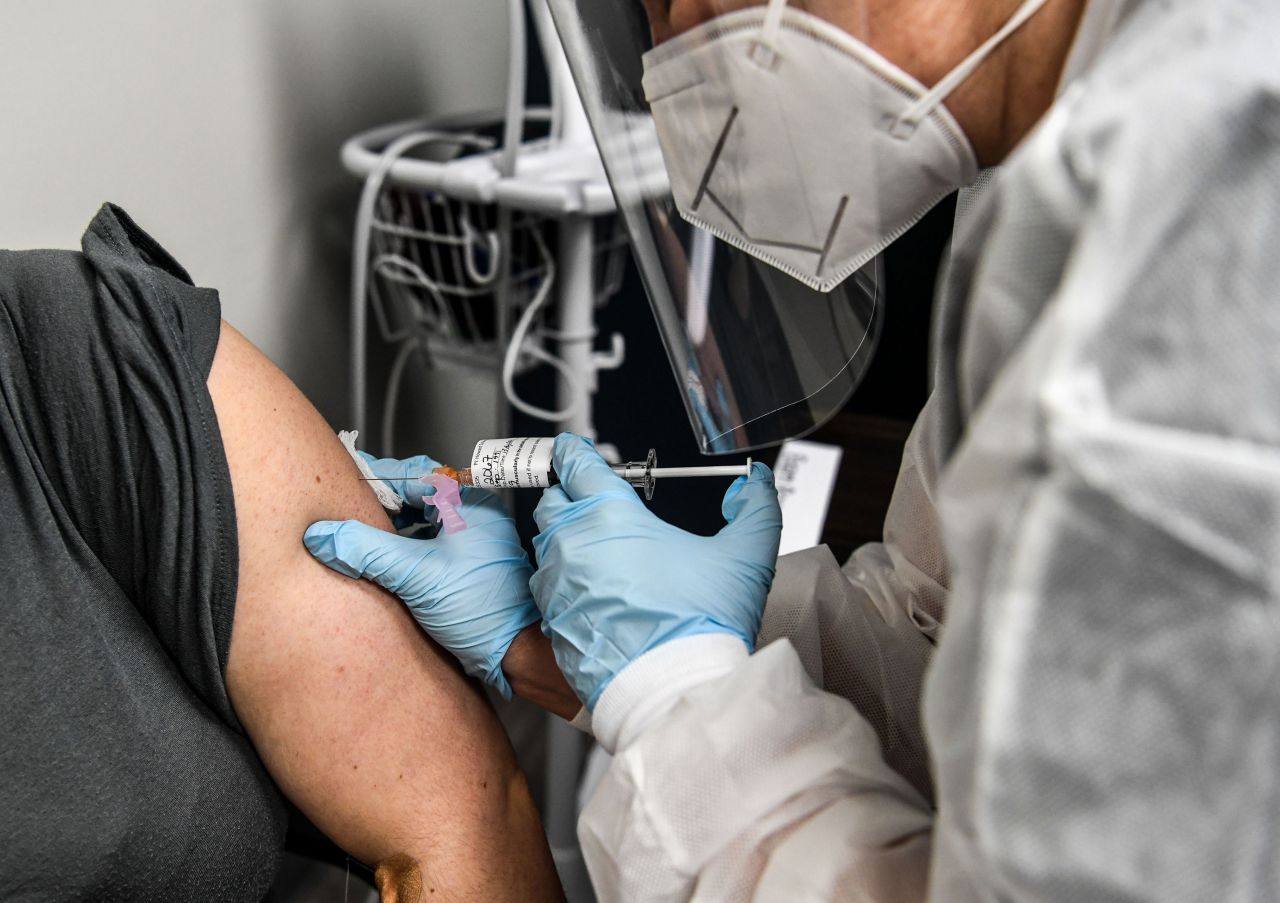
578, 0, 1280, 899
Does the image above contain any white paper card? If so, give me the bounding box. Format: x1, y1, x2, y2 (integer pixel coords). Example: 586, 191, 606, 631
773, 440, 844, 556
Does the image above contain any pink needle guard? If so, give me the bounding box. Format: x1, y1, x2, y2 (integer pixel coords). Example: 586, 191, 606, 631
420, 474, 468, 535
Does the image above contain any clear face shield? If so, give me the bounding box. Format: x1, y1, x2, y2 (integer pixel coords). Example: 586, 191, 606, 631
551, 0, 888, 454
546, 0, 1036, 453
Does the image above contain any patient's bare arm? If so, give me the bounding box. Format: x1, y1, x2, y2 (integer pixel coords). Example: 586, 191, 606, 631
208, 322, 563, 901
505, 626, 582, 721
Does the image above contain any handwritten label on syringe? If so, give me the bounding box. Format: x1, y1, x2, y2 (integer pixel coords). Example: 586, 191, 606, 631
470, 438, 555, 489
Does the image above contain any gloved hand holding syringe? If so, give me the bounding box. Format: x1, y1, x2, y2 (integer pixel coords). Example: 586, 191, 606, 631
361, 436, 752, 501
317, 431, 776, 711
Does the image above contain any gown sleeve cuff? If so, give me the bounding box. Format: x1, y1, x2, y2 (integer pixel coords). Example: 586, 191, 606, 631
567, 705, 594, 734
593, 633, 750, 754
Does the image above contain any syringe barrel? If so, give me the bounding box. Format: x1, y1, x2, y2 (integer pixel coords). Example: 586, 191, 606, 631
453, 438, 655, 497
466, 438, 559, 489
452, 466, 559, 489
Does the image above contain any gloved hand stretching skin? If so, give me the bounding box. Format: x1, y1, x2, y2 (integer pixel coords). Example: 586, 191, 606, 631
304, 453, 540, 700
352, 451, 442, 529
531, 433, 783, 710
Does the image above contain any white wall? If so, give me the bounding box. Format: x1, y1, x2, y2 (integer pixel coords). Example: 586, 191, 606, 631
0, 0, 507, 463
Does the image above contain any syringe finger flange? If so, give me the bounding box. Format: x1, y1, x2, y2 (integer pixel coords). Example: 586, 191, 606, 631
610, 450, 657, 500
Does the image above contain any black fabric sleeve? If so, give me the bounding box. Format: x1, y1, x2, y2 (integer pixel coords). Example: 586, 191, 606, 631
3, 203, 241, 727
0, 205, 284, 898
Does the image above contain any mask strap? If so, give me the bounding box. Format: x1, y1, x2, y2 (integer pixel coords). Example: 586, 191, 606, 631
753, 0, 790, 63
891, 0, 1054, 137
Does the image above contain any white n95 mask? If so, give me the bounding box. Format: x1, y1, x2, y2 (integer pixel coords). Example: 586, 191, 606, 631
640, 0, 1053, 293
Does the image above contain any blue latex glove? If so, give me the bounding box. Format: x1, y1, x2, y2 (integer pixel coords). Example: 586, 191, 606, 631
531, 434, 782, 709
354, 451, 443, 529
305, 454, 540, 699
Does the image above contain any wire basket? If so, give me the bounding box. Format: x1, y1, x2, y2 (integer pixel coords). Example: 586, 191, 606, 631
365, 166, 627, 376
344, 117, 628, 449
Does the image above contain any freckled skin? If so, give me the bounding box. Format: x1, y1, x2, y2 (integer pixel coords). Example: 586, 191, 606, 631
208, 322, 564, 900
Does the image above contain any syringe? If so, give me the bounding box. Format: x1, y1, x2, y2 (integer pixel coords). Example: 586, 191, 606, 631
361, 438, 752, 500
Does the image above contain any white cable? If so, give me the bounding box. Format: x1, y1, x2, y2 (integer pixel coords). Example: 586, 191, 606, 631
371, 253, 454, 326
381, 337, 421, 458
350, 129, 490, 436
501, 228, 587, 423
460, 211, 502, 286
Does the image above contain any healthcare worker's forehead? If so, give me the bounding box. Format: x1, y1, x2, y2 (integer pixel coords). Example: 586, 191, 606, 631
641, 0, 866, 45
641, 0, 749, 43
